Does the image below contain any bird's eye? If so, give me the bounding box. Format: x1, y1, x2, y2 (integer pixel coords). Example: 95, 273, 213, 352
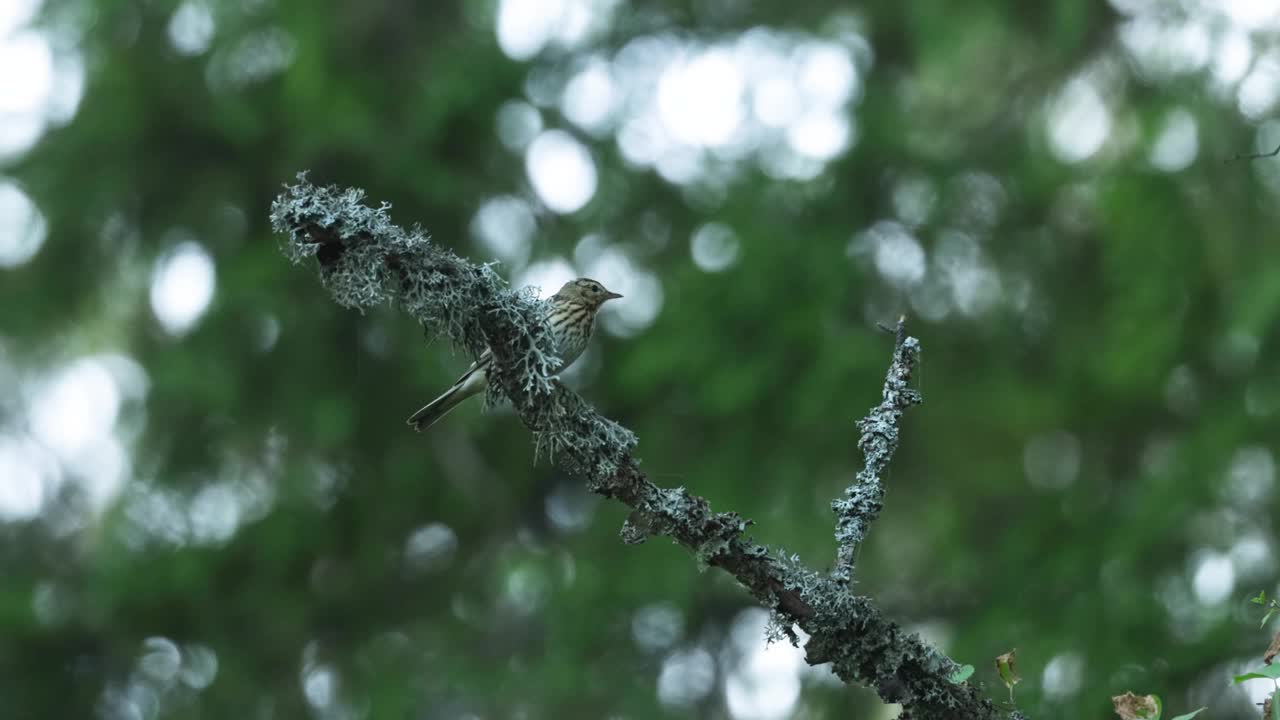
590, 283, 601, 293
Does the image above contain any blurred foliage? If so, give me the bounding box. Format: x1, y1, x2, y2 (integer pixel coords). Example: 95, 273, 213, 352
2, 0, 1280, 718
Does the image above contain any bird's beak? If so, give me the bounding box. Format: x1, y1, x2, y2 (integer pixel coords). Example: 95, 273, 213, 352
605, 291, 623, 301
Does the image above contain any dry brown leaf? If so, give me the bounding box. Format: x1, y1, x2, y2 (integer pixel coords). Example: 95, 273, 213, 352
1111, 691, 1158, 720
995, 649, 1020, 687
1264, 630, 1280, 665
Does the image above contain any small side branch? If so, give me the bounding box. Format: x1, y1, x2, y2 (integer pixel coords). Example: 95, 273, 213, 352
831, 318, 922, 586
1228, 143, 1280, 162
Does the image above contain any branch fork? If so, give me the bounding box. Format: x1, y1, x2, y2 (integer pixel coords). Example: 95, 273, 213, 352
271, 176, 1006, 719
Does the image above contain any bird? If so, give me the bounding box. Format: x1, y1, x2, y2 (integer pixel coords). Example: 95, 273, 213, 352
407, 277, 622, 431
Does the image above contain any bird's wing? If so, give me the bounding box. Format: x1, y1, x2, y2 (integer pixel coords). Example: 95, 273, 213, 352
450, 348, 492, 388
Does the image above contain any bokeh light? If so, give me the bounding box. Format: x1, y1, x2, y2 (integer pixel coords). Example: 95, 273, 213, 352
0, 179, 47, 267
526, 130, 598, 214
149, 239, 216, 336
167, 1, 215, 56
1048, 76, 1112, 164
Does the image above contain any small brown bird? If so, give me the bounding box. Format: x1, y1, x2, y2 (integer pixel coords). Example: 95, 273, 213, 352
407, 278, 622, 431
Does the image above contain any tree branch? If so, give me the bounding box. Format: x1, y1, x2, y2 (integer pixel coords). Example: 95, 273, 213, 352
832, 318, 922, 585
269, 175, 1008, 719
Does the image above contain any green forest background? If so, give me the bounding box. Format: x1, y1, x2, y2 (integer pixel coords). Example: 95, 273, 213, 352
2, 0, 1279, 718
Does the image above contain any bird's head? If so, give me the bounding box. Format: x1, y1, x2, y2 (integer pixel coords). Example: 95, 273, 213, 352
556, 277, 623, 308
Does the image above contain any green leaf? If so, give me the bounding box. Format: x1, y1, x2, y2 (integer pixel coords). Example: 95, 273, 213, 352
1152, 694, 1163, 720
1168, 708, 1206, 720
1273, 688, 1279, 720
1253, 591, 1268, 605
995, 650, 1020, 689
948, 664, 975, 684
1233, 663, 1280, 683
1264, 608, 1277, 629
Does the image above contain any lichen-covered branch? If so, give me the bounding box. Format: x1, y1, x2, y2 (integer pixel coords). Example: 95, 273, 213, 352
831, 319, 922, 586
270, 175, 1007, 719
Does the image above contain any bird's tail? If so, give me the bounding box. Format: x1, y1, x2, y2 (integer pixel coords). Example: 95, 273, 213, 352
407, 385, 472, 432
408, 362, 489, 432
